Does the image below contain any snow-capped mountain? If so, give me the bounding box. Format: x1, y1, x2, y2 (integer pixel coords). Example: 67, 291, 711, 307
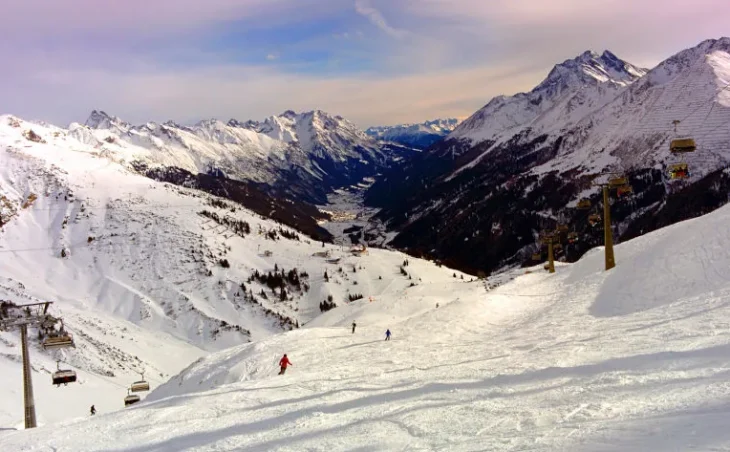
366, 37, 730, 275
365, 118, 460, 149
449, 50, 647, 145
78, 109, 408, 204
0, 114, 463, 426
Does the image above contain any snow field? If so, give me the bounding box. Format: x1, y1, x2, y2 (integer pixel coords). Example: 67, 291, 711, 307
6, 201, 730, 449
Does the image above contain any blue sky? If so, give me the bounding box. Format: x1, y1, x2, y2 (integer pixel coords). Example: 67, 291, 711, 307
2, 0, 729, 127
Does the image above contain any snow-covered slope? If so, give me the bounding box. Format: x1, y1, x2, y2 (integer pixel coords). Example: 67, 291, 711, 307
7, 187, 730, 450
0, 115, 468, 428
77, 109, 392, 203
537, 37, 730, 177
366, 118, 459, 149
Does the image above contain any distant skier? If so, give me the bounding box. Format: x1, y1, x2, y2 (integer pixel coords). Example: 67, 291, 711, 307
90, 405, 96, 416
385, 329, 391, 341
352, 321, 356, 334
278, 354, 292, 375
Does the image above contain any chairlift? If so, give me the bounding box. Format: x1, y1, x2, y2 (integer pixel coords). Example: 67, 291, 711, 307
588, 214, 601, 226
669, 120, 697, 153
131, 372, 150, 392
567, 232, 578, 243
576, 199, 591, 210
608, 176, 628, 188
42, 322, 75, 350
669, 138, 696, 153
669, 162, 690, 180
616, 184, 633, 198
531, 253, 541, 261
556, 224, 569, 233
52, 360, 77, 387
124, 389, 141, 407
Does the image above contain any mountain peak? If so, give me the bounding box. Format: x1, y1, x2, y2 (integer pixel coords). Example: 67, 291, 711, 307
534, 50, 646, 95
577, 50, 601, 62
85, 110, 129, 130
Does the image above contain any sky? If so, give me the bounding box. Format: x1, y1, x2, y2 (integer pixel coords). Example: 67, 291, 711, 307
2, 0, 729, 128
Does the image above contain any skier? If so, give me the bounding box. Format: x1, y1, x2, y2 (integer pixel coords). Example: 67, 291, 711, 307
385, 329, 391, 341
352, 321, 356, 334
90, 405, 96, 416
278, 354, 292, 375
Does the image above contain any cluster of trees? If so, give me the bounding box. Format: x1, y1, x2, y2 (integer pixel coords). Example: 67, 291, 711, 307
256, 225, 301, 241
208, 198, 237, 212
320, 295, 336, 312
248, 265, 310, 299
198, 210, 251, 237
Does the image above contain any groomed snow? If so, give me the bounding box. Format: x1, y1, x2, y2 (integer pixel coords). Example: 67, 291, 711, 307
4, 197, 730, 450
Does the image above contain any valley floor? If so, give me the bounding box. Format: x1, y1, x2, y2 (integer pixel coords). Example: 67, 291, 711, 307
5, 201, 730, 450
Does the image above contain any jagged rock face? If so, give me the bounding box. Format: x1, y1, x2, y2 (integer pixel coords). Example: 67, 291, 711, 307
81, 109, 410, 204
367, 38, 730, 275
365, 119, 460, 149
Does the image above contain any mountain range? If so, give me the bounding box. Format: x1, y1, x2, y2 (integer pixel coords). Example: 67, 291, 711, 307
365, 118, 460, 149
78, 109, 412, 206
366, 37, 730, 274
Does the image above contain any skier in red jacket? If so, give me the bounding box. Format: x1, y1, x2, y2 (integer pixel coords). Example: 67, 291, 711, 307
278, 354, 292, 375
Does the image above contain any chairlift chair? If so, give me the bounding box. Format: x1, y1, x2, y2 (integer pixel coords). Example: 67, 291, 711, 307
669, 120, 697, 153
669, 162, 690, 180
669, 138, 696, 154
616, 184, 634, 198
531, 253, 541, 261
42, 332, 75, 350
588, 214, 601, 226
130, 371, 150, 392
576, 199, 591, 210
52, 361, 77, 387
556, 224, 569, 233
567, 232, 578, 244
131, 380, 150, 392
124, 389, 141, 407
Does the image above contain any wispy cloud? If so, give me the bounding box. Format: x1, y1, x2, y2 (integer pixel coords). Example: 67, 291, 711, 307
354, 0, 408, 39
266, 53, 279, 61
